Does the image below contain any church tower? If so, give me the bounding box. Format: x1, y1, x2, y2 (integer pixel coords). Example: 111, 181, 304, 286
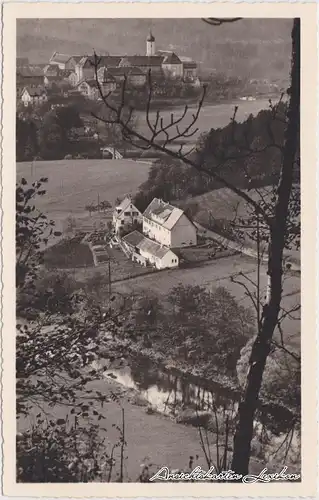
146, 30, 155, 56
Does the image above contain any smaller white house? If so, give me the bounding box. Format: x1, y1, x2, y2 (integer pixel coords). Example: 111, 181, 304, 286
122, 230, 179, 270
112, 196, 142, 234
21, 86, 48, 106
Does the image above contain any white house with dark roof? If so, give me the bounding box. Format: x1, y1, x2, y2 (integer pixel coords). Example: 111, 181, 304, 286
122, 230, 179, 270
158, 50, 183, 78
143, 198, 197, 248
21, 86, 48, 106
112, 196, 142, 234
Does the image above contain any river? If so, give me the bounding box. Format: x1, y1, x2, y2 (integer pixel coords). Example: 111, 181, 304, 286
91, 350, 300, 469
137, 97, 274, 145
95, 353, 240, 416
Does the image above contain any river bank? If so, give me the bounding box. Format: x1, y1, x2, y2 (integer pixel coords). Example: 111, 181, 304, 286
17, 317, 299, 480
99, 335, 241, 405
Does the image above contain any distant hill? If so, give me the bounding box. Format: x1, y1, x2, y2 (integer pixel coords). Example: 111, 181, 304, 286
17, 18, 292, 80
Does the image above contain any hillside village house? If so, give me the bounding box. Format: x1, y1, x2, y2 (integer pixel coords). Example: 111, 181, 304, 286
77, 77, 116, 99
16, 66, 44, 98
21, 86, 48, 106
122, 230, 179, 270
143, 198, 197, 248
112, 196, 142, 234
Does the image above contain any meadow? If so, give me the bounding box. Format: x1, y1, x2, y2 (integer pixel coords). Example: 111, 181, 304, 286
16, 159, 151, 220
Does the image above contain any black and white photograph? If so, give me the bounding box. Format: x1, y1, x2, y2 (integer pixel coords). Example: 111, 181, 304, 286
8, 9, 315, 491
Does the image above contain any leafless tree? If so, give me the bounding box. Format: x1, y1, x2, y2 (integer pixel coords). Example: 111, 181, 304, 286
90, 18, 300, 475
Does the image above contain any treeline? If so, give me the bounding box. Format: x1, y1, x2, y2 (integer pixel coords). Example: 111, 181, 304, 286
125, 284, 254, 377
16, 101, 132, 161
17, 105, 87, 161
133, 102, 300, 212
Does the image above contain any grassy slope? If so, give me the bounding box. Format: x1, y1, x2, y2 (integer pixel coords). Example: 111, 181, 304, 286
17, 376, 215, 480
190, 186, 300, 262
16, 159, 151, 217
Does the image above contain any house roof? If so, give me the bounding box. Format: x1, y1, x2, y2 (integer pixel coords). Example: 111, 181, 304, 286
77, 56, 88, 66
44, 75, 62, 82
108, 66, 145, 77
113, 196, 138, 220
17, 66, 44, 78
116, 196, 131, 210
122, 229, 144, 247
22, 86, 47, 97
162, 53, 182, 65
72, 55, 83, 63
82, 55, 122, 69
113, 197, 142, 220
122, 56, 164, 68
147, 31, 155, 42
143, 198, 184, 230
123, 230, 176, 260
128, 67, 146, 76
50, 52, 73, 64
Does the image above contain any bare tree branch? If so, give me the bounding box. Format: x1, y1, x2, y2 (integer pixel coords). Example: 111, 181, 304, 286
202, 18, 243, 26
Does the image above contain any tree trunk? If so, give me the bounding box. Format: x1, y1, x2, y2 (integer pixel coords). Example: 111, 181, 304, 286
231, 18, 300, 476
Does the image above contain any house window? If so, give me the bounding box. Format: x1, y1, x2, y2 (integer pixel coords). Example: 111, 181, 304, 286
121, 220, 124, 225
124, 211, 131, 216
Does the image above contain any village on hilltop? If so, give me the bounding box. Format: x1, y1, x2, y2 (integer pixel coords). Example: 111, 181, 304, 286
17, 31, 200, 106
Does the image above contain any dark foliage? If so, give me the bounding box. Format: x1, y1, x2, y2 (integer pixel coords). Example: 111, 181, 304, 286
133, 102, 299, 214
